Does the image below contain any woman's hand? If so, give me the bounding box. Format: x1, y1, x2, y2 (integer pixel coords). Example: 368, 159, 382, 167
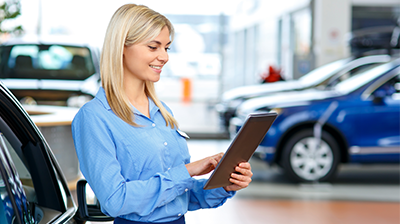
223, 162, 253, 192
185, 153, 224, 177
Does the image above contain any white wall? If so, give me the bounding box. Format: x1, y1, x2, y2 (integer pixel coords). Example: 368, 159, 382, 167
223, 0, 310, 91
313, 0, 352, 67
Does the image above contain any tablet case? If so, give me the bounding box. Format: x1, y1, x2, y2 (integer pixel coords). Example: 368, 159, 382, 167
203, 112, 277, 190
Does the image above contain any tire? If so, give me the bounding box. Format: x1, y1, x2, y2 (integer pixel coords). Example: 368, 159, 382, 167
281, 129, 340, 182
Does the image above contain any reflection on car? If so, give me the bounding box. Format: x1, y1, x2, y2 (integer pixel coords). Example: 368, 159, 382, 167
0, 36, 100, 107
231, 58, 400, 182
0, 80, 110, 223
216, 55, 392, 131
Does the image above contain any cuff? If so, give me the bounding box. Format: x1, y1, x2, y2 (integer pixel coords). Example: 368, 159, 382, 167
213, 187, 236, 198
168, 163, 194, 195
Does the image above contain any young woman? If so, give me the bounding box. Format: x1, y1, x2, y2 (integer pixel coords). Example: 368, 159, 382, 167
71, 4, 253, 224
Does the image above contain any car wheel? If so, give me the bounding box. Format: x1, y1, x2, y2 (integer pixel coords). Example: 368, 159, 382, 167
281, 129, 340, 182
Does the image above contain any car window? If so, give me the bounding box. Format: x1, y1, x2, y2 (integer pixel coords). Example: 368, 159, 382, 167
334, 62, 396, 94
298, 58, 349, 86
2, 44, 95, 80
0, 120, 62, 223
323, 63, 384, 88
1, 134, 37, 204
375, 74, 400, 99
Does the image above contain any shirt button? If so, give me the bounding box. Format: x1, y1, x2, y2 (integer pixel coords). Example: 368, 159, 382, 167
178, 213, 182, 216
152, 123, 156, 127
164, 142, 168, 146
185, 188, 188, 192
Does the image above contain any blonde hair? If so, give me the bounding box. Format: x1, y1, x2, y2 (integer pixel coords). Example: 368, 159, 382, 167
100, 4, 178, 128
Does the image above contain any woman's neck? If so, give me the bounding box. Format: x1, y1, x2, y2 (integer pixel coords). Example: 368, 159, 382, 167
124, 78, 150, 117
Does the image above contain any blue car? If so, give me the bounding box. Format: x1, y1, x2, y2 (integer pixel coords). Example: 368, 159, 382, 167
232, 58, 400, 182
216, 55, 391, 131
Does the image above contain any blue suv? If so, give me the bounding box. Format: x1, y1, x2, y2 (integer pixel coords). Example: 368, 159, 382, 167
232, 58, 400, 182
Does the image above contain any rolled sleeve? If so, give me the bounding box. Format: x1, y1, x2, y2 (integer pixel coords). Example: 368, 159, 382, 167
187, 179, 236, 211
168, 164, 194, 195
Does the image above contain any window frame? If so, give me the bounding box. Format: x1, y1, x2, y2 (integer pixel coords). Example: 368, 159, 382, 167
0, 83, 77, 222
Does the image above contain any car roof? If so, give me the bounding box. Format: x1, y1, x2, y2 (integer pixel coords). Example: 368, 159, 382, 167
0, 34, 97, 49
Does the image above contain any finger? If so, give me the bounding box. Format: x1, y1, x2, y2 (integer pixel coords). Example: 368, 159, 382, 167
238, 162, 251, 169
212, 153, 224, 163
211, 157, 219, 167
212, 152, 224, 158
229, 177, 250, 189
235, 166, 253, 177
231, 172, 252, 183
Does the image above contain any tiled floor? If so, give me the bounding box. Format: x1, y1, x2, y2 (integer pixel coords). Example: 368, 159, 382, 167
184, 199, 400, 224
88, 198, 400, 224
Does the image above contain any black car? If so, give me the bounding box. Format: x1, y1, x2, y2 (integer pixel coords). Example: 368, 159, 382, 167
0, 36, 101, 107
0, 81, 110, 223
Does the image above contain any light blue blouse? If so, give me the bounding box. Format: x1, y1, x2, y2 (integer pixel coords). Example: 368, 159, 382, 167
71, 87, 234, 223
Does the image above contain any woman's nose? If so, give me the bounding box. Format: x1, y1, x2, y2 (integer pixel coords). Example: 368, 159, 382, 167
158, 49, 168, 64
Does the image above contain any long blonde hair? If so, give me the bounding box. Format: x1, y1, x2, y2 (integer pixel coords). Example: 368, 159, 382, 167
101, 4, 178, 128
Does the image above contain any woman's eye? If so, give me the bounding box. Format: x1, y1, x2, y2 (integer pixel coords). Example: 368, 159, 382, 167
165, 47, 171, 51
148, 46, 157, 50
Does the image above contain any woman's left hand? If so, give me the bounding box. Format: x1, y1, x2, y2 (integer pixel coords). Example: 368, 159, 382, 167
223, 162, 253, 192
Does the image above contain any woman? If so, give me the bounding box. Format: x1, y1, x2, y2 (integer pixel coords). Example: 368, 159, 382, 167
71, 4, 252, 224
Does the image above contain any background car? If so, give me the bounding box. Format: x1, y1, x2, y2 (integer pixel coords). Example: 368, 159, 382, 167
216, 54, 392, 131
0, 80, 110, 223
231, 58, 400, 182
0, 35, 100, 107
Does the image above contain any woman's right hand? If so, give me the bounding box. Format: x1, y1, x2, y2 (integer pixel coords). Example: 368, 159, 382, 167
185, 153, 224, 177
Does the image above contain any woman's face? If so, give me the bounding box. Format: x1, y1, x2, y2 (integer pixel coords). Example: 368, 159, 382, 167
123, 26, 170, 83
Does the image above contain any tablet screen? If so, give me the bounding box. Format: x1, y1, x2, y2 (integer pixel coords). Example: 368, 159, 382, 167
203, 112, 277, 190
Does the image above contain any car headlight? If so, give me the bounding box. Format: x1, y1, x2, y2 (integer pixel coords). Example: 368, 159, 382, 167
67, 95, 92, 107
215, 103, 226, 113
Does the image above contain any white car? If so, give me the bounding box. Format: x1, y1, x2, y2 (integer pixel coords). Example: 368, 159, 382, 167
0, 35, 101, 107
216, 55, 392, 131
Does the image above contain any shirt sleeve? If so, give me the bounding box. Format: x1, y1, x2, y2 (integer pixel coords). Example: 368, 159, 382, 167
160, 102, 236, 210
187, 179, 235, 211
71, 106, 194, 217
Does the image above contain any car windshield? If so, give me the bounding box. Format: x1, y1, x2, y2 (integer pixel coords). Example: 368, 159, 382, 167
334, 61, 397, 93
0, 44, 95, 80
298, 58, 350, 86
321, 62, 387, 89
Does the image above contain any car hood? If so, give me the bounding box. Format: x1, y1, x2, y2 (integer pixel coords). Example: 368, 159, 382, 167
0, 73, 100, 96
222, 80, 302, 101
222, 58, 356, 102
237, 88, 337, 116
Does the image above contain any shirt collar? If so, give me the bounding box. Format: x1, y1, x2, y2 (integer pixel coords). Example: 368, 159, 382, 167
96, 87, 160, 117
96, 87, 111, 110
131, 96, 160, 119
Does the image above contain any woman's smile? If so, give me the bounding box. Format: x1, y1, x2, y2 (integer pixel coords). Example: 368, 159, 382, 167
150, 64, 163, 73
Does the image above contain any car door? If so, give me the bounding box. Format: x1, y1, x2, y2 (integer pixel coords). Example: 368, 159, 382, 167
0, 83, 77, 223
342, 69, 400, 162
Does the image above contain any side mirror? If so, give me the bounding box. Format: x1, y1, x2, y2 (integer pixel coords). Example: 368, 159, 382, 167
76, 179, 114, 222
372, 90, 386, 104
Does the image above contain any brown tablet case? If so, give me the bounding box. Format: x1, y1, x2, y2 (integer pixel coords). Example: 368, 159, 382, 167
203, 112, 277, 190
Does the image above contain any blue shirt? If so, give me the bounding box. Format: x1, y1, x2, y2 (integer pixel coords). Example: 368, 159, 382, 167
71, 87, 235, 223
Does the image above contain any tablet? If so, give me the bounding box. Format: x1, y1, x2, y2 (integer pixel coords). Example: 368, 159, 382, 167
203, 112, 277, 190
